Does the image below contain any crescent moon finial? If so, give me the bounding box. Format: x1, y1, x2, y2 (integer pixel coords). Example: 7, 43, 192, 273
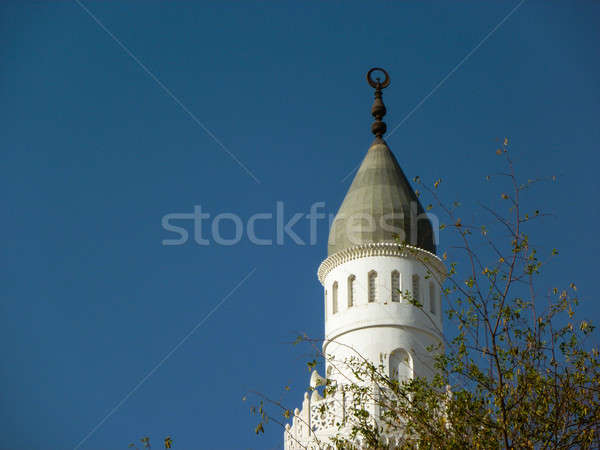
367, 67, 390, 89
367, 68, 390, 138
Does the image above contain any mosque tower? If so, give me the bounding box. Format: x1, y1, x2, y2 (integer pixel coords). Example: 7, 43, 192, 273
284, 68, 446, 449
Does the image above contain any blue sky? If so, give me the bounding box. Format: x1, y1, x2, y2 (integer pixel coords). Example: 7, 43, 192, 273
1, 1, 599, 449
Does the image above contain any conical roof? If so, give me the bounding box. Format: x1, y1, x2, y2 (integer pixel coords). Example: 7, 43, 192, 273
327, 137, 436, 255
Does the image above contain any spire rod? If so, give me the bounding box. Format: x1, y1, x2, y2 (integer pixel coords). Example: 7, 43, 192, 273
366, 67, 390, 138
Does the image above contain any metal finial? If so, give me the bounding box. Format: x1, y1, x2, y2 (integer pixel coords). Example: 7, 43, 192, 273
366, 67, 390, 138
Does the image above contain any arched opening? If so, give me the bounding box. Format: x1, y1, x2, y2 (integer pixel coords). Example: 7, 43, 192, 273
391, 270, 400, 302
429, 281, 436, 314
347, 275, 355, 307
368, 270, 377, 303
332, 282, 338, 314
389, 348, 413, 382
412, 274, 420, 304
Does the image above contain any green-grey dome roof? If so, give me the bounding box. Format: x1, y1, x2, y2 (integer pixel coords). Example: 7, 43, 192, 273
328, 138, 436, 255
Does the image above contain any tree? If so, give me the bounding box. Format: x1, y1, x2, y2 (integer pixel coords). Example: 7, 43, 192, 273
248, 141, 600, 449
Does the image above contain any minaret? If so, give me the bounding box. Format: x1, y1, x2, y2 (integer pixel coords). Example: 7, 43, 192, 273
284, 68, 445, 449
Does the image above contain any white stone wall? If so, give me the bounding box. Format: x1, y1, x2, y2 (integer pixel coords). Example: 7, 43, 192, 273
285, 247, 445, 449
322, 254, 443, 383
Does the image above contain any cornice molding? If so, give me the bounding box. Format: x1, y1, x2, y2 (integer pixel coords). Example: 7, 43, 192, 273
317, 242, 445, 285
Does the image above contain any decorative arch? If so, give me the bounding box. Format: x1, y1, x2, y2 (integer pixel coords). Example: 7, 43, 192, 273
368, 270, 377, 303
391, 270, 400, 302
412, 274, 420, 304
347, 274, 355, 307
332, 281, 338, 314
389, 348, 413, 382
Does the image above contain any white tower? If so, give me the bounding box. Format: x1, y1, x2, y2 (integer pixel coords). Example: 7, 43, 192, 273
285, 68, 445, 449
